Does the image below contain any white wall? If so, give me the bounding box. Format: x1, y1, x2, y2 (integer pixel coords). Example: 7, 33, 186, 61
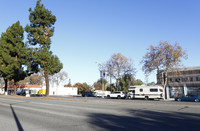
49, 86, 77, 96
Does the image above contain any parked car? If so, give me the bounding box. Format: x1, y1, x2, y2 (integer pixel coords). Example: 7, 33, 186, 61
16, 90, 22, 95
16, 89, 26, 96
81, 92, 93, 97
107, 91, 127, 99
175, 95, 200, 102
93, 90, 111, 98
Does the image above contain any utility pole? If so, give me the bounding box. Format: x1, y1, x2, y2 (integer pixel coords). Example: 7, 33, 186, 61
102, 78, 104, 91
100, 70, 105, 98
100, 70, 105, 91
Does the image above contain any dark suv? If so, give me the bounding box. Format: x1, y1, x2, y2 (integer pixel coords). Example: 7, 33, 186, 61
81, 92, 93, 97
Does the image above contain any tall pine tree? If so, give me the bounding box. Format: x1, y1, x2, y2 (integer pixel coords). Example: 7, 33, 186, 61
26, 0, 63, 96
0, 21, 29, 95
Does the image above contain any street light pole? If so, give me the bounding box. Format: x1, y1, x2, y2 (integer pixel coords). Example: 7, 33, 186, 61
100, 70, 105, 98
100, 70, 105, 91
102, 77, 104, 91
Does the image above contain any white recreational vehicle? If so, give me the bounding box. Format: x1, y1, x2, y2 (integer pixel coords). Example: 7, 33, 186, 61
128, 85, 164, 100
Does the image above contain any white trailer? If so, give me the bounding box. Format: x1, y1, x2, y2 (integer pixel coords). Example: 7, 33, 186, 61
128, 85, 164, 100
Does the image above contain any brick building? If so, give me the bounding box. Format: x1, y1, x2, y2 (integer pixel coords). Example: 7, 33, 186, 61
157, 66, 200, 99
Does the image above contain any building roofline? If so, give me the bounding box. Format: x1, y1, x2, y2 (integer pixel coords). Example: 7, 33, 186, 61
3, 85, 42, 88
158, 66, 200, 73
180, 66, 200, 71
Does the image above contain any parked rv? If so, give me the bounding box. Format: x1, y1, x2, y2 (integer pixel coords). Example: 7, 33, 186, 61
128, 85, 164, 100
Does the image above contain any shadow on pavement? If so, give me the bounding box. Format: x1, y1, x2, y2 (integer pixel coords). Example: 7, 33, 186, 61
10, 104, 24, 131
88, 109, 200, 131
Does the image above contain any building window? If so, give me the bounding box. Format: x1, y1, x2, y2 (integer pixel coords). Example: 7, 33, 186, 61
196, 76, 200, 81
190, 77, 194, 82
169, 87, 184, 98
169, 78, 173, 82
176, 78, 181, 82
187, 87, 200, 96
140, 89, 143, 92
150, 89, 158, 92
183, 77, 188, 82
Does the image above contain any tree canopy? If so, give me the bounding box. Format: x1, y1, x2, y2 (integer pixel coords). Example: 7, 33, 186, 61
93, 78, 108, 91
25, 0, 63, 96
50, 70, 68, 87
141, 41, 187, 98
73, 82, 91, 94
0, 21, 29, 94
102, 53, 135, 91
25, 0, 56, 48
142, 41, 187, 74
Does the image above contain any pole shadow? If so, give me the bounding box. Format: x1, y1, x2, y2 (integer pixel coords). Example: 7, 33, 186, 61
10, 104, 24, 131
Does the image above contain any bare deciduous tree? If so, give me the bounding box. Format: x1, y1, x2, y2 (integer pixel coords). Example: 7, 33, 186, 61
141, 41, 187, 99
51, 70, 68, 87
102, 53, 135, 91
17, 73, 43, 86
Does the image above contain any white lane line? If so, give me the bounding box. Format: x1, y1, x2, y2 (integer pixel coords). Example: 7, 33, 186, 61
0, 98, 25, 103
28, 101, 131, 117
0, 102, 87, 119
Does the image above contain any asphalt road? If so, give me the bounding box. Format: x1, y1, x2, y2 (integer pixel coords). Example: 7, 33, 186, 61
0, 95, 200, 131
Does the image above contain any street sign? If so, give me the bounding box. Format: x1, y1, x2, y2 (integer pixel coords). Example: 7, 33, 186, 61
100, 70, 103, 78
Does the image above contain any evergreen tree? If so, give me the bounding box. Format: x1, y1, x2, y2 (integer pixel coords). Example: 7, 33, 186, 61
119, 78, 128, 93
97, 78, 108, 88
25, 0, 63, 96
0, 21, 29, 95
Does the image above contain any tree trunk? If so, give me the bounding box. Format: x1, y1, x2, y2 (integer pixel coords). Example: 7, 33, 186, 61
110, 75, 112, 92
163, 71, 168, 100
116, 72, 119, 91
102, 78, 104, 91
116, 79, 119, 91
44, 70, 49, 96
14, 82, 17, 95
4, 79, 8, 95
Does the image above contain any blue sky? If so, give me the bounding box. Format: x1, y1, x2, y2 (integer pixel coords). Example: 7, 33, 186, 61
0, 0, 200, 85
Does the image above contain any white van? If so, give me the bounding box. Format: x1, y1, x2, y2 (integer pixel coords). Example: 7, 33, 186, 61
93, 90, 111, 97
0, 88, 4, 95
128, 85, 164, 100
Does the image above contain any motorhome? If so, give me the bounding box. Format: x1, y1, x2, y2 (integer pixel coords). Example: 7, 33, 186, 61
128, 85, 164, 100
